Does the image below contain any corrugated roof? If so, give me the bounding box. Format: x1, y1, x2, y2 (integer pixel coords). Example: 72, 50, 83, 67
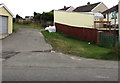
73, 2, 101, 12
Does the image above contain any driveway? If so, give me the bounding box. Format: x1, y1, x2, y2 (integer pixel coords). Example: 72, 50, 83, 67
2, 28, 118, 81
2, 28, 52, 52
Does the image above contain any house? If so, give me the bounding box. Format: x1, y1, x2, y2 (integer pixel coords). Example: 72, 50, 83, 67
25, 16, 33, 20
0, 3, 14, 39
73, 2, 108, 28
58, 6, 75, 12
102, 5, 118, 27
73, 2, 108, 13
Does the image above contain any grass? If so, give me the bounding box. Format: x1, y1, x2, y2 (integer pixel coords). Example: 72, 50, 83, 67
42, 31, 118, 61
13, 23, 43, 32
109, 43, 120, 60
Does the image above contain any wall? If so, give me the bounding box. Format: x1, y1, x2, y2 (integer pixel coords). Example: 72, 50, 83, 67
0, 6, 13, 34
92, 2, 108, 13
54, 10, 94, 28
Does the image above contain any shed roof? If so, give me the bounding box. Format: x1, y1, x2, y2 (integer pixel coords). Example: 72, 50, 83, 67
73, 2, 101, 12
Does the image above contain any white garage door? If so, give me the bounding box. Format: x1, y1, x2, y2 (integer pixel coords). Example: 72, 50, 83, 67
0, 16, 8, 34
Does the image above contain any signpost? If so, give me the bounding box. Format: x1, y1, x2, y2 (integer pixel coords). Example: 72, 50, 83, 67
111, 11, 117, 46
112, 11, 117, 26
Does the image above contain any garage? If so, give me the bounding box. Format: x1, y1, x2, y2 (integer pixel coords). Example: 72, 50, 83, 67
0, 16, 8, 34
0, 3, 13, 39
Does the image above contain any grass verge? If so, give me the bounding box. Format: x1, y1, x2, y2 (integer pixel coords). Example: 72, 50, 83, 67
13, 23, 43, 32
42, 31, 118, 61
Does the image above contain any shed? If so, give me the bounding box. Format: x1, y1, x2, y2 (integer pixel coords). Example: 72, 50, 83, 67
0, 3, 13, 38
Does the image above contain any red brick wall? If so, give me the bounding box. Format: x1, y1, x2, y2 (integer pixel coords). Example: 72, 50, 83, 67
55, 23, 98, 43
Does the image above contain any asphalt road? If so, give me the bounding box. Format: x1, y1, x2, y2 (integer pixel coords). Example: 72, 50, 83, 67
2, 28, 119, 81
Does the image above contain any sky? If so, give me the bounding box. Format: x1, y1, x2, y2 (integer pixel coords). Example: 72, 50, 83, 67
0, 0, 119, 18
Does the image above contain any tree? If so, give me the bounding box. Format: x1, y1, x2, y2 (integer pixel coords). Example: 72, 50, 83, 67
40, 12, 54, 22
34, 12, 37, 17
33, 11, 54, 27
16, 14, 22, 19
15, 14, 23, 23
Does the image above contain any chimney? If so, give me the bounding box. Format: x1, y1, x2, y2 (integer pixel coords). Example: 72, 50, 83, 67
87, 2, 90, 5
64, 6, 66, 8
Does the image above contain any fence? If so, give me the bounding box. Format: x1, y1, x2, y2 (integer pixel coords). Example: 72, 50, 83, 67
98, 32, 115, 48
55, 23, 98, 43
54, 11, 117, 46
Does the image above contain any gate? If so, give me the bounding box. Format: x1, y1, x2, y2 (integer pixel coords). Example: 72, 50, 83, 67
99, 32, 115, 48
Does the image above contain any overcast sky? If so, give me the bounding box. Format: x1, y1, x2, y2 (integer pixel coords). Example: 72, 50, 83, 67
0, 0, 119, 18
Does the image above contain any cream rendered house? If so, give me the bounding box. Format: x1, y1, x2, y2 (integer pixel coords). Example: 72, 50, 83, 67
73, 2, 108, 28
0, 3, 14, 39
